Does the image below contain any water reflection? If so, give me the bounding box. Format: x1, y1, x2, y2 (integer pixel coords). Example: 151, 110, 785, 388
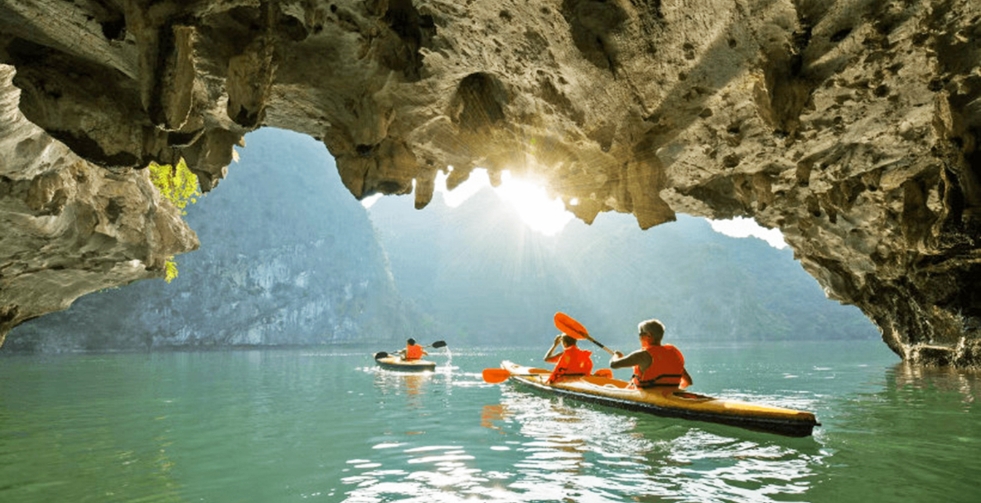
804, 362, 981, 502
501, 390, 818, 502
344, 383, 822, 502
11, 346, 979, 503
480, 403, 508, 434
891, 362, 979, 407
372, 369, 433, 410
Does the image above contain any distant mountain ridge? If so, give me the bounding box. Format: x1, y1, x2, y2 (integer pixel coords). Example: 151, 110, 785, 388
368, 184, 880, 347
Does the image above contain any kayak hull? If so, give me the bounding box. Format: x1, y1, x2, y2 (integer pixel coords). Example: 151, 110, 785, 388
375, 355, 437, 372
499, 360, 818, 437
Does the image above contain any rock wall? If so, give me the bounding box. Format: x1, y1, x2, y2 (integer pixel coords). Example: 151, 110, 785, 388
0, 64, 197, 346
0, 1, 979, 366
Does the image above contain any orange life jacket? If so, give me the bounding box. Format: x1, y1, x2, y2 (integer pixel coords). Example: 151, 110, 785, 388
547, 346, 593, 383
632, 344, 685, 388
405, 344, 423, 360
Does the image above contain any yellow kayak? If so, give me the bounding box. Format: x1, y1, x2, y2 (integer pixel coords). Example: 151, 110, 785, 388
374, 354, 437, 372
497, 360, 819, 437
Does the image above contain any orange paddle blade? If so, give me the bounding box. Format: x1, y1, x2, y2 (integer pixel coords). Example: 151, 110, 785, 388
554, 312, 588, 339
554, 312, 617, 356
482, 368, 512, 384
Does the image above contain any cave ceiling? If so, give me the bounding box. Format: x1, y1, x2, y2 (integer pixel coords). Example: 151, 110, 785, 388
0, 0, 979, 367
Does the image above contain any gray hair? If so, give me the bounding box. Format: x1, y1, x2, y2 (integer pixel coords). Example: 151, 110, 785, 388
638, 319, 665, 339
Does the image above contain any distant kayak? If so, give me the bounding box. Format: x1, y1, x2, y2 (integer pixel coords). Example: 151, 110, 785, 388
491, 360, 819, 437
374, 354, 437, 372
373, 340, 447, 372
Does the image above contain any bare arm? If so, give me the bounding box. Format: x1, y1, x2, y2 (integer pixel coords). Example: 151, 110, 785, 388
543, 334, 564, 363
609, 349, 651, 371
682, 368, 693, 387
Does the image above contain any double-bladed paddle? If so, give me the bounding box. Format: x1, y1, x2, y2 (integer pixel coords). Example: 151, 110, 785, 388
481, 365, 614, 384
481, 314, 620, 384
484, 314, 689, 388
553, 312, 616, 356
553, 312, 689, 388
374, 340, 447, 360
481, 367, 548, 383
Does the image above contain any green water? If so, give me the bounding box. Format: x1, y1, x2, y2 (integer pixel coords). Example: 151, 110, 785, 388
1, 340, 979, 502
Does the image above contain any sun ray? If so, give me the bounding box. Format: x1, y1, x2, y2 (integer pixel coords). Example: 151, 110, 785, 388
492, 172, 574, 236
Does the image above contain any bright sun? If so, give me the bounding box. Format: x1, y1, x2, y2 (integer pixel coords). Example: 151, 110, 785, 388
493, 171, 574, 236
361, 168, 574, 236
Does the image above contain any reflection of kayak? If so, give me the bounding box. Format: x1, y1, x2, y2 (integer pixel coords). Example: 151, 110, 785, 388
497, 360, 819, 437
374, 354, 437, 372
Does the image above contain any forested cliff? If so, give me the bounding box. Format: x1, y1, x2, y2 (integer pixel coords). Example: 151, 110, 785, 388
5, 129, 421, 351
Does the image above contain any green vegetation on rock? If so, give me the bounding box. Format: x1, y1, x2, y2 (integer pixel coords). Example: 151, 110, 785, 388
148, 158, 200, 214
148, 157, 201, 283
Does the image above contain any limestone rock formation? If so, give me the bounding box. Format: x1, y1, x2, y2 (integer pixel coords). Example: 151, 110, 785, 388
0, 1, 979, 366
0, 65, 197, 345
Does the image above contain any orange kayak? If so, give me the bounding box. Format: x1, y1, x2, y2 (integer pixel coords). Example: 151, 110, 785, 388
497, 360, 819, 437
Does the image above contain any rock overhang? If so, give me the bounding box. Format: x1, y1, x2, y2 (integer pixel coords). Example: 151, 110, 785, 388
0, 0, 979, 366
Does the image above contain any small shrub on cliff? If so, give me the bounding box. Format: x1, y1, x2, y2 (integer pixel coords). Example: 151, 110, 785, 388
164, 260, 179, 283
148, 157, 201, 283
148, 157, 201, 214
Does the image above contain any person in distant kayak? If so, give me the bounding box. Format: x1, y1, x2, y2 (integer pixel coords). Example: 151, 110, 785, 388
398, 338, 427, 361
544, 334, 593, 383
609, 318, 693, 388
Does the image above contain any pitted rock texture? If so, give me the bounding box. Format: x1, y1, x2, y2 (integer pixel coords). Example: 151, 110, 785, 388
0, 0, 979, 366
0, 65, 198, 345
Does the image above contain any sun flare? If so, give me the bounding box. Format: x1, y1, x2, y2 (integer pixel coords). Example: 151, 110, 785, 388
494, 172, 574, 236
364, 167, 575, 236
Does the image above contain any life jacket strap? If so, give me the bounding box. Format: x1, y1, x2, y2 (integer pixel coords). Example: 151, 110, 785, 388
634, 373, 683, 388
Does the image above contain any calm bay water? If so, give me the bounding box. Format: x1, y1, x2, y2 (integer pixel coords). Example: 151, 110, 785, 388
2, 340, 979, 503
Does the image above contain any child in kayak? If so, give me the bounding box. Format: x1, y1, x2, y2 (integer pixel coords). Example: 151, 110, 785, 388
543, 334, 594, 383
609, 318, 693, 388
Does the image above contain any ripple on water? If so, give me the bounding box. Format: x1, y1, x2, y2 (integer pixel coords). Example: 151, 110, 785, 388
3, 345, 978, 503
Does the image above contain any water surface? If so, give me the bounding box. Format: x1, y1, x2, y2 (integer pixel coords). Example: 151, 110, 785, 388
2, 340, 979, 502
